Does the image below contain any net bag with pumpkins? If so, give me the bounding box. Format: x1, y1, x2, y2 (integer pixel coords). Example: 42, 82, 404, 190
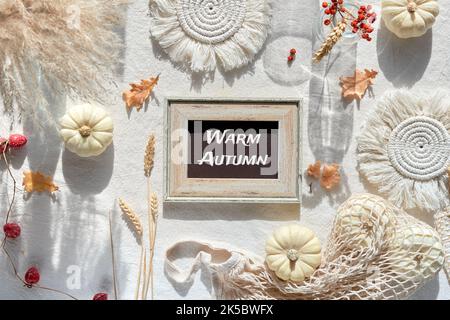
165, 194, 444, 299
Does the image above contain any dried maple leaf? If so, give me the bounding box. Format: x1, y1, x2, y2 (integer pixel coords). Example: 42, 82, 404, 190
320, 164, 341, 190
23, 171, 59, 193
307, 160, 321, 179
340, 69, 378, 101
122, 75, 160, 111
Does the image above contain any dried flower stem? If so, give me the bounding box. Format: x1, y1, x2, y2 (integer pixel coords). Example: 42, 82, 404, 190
313, 21, 347, 63
148, 193, 158, 300
135, 244, 144, 300
109, 210, 118, 300
143, 134, 158, 300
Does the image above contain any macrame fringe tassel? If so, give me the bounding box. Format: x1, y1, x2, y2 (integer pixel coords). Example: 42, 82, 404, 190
357, 90, 450, 211
149, 0, 271, 72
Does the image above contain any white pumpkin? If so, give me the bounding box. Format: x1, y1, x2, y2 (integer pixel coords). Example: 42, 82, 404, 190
60, 103, 114, 157
390, 225, 444, 280
382, 0, 440, 39
336, 194, 394, 248
265, 225, 321, 282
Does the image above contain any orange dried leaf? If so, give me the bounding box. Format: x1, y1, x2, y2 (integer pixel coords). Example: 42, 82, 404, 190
320, 164, 341, 190
23, 171, 59, 193
122, 75, 160, 111
339, 69, 378, 101
307, 160, 321, 179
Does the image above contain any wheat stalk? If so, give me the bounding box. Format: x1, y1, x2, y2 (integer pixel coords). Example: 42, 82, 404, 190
144, 134, 156, 177
118, 198, 143, 238
313, 21, 347, 63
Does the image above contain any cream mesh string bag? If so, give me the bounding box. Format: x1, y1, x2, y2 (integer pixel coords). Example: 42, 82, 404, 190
149, 0, 271, 72
434, 207, 450, 284
165, 194, 445, 300
357, 90, 450, 211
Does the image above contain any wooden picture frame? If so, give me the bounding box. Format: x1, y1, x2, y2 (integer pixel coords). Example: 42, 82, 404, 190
164, 98, 302, 203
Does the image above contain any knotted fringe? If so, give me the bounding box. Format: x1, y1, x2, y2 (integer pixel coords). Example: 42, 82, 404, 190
149, 0, 271, 72
357, 90, 450, 211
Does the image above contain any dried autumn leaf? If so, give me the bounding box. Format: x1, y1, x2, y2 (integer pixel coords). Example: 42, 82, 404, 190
122, 75, 160, 111
23, 171, 59, 193
340, 69, 378, 101
320, 164, 341, 190
307, 160, 321, 179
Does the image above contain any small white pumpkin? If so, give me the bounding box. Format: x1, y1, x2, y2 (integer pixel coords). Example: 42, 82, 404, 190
60, 103, 114, 157
336, 194, 394, 248
265, 225, 321, 282
382, 0, 440, 39
390, 225, 444, 280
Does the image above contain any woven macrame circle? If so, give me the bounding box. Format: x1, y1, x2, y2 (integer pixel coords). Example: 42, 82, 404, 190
357, 90, 450, 211
149, 0, 270, 72
387, 116, 450, 181
176, 0, 246, 44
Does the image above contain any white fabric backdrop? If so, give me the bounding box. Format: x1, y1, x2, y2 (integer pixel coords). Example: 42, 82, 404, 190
0, 0, 449, 299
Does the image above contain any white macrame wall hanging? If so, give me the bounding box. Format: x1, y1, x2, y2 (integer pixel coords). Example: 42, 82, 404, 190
149, 0, 271, 72
357, 90, 450, 211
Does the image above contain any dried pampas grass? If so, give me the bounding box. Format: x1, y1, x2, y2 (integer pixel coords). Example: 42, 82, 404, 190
0, 0, 126, 122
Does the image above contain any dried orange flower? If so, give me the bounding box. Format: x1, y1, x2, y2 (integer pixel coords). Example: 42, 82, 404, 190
340, 69, 378, 101
320, 164, 341, 190
122, 75, 160, 111
307, 160, 322, 179
23, 171, 59, 193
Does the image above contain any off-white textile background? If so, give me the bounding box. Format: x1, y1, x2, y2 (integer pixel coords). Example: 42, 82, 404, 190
0, 0, 449, 299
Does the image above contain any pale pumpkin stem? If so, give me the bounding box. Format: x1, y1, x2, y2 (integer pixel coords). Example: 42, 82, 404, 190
287, 249, 299, 262
407, 1, 417, 13
79, 125, 92, 137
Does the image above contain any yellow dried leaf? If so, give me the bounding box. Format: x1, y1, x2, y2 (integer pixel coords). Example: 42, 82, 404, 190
23, 171, 59, 193
320, 164, 341, 190
340, 69, 378, 101
307, 160, 321, 179
122, 75, 160, 111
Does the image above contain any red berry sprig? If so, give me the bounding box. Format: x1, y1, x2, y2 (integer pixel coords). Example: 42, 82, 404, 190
321, 1, 377, 42
322, 0, 346, 26
350, 5, 377, 41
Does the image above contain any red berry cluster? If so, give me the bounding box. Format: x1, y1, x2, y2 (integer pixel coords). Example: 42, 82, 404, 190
351, 5, 377, 41
322, 0, 345, 26
287, 48, 297, 62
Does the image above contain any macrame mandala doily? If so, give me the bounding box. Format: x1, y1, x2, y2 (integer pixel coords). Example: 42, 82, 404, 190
357, 90, 450, 211
149, 0, 271, 72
